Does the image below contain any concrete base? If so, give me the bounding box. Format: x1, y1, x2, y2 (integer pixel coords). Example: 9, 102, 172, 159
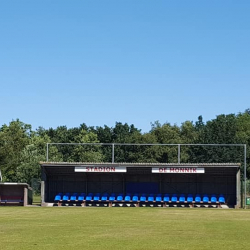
41, 202, 54, 207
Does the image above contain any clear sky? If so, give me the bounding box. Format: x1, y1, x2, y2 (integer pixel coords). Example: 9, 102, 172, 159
0, 0, 249, 132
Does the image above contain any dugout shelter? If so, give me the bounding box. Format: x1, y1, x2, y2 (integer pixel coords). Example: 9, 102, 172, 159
40, 162, 241, 208
0, 183, 33, 206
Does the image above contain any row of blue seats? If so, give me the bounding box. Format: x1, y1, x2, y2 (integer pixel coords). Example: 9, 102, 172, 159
54, 193, 225, 203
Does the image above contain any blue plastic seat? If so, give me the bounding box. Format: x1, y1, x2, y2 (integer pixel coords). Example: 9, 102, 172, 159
219, 194, 225, 203
140, 194, 146, 202
101, 193, 108, 201
179, 194, 185, 203
77, 193, 85, 201
148, 194, 154, 202
211, 195, 217, 203
156, 194, 162, 202
132, 194, 139, 202
109, 193, 116, 201
54, 193, 62, 201
117, 194, 123, 201
86, 193, 93, 201
195, 194, 201, 202
202, 194, 209, 203
187, 194, 193, 203
93, 193, 100, 201
125, 194, 131, 202
70, 193, 78, 201
62, 193, 70, 201
163, 194, 170, 202
171, 194, 178, 202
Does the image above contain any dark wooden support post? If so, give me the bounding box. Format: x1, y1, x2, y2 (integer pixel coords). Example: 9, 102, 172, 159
123, 174, 125, 194
85, 173, 88, 195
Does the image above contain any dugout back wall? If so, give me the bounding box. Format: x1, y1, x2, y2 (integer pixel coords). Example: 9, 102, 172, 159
40, 162, 241, 207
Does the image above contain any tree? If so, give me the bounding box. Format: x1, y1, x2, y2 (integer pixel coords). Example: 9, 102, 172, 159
111, 122, 142, 162
16, 133, 63, 186
95, 125, 113, 162
179, 121, 198, 162
70, 129, 104, 162
190, 114, 239, 163
150, 122, 182, 163
235, 110, 250, 177
0, 120, 31, 182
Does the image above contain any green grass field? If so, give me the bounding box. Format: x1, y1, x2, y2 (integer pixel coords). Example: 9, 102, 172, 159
0, 207, 250, 250
32, 195, 41, 205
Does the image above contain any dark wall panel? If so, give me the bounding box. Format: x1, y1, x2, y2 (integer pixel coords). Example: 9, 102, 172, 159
45, 166, 238, 205
126, 182, 159, 194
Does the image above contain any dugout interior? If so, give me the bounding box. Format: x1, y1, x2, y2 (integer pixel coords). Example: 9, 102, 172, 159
40, 162, 241, 208
0, 183, 33, 206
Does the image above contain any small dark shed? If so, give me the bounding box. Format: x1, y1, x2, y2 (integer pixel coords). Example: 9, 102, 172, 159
0, 183, 33, 206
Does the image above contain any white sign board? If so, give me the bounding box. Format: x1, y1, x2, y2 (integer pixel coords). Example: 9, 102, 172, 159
75, 166, 127, 173
152, 167, 205, 174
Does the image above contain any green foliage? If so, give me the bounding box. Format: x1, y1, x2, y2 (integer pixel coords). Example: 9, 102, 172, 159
0, 120, 31, 182
16, 133, 62, 185
69, 130, 104, 162
150, 122, 182, 163
1, 109, 250, 182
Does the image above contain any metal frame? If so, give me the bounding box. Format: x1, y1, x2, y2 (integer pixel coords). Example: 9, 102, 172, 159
46, 143, 247, 208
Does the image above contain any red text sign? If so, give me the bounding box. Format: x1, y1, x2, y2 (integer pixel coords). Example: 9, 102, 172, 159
152, 167, 205, 174
75, 166, 127, 173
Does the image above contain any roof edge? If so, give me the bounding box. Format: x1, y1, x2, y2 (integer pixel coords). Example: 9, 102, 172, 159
40, 161, 241, 166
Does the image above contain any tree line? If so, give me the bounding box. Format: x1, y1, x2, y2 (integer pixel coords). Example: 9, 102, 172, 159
1, 109, 250, 186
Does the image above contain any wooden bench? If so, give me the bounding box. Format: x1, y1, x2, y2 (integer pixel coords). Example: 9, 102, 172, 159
0, 196, 23, 206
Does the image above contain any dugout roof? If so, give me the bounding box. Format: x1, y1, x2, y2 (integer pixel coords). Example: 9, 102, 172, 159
40, 162, 240, 174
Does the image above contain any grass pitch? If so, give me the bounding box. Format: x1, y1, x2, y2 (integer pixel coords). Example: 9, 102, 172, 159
0, 207, 250, 250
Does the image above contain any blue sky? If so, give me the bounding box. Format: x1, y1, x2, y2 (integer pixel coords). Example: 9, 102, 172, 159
0, 0, 249, 132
